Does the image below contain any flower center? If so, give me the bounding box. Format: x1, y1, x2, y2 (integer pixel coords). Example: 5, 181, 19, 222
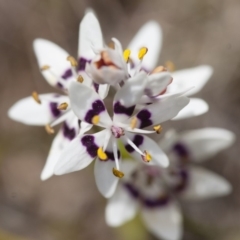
111, 125, 124, 138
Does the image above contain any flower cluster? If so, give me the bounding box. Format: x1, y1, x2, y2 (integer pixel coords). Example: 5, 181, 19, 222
8, 9, 234, 240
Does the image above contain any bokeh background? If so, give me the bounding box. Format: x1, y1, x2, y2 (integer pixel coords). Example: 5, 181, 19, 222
0, 0, 240, 239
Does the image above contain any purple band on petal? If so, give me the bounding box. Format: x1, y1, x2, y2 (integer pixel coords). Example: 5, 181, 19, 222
78, 58, 91, 71
143, 195, 170, 208
113, 101, 135, 116
136, 109, 152, 129
125, 135, 143, 153
93, 83, 99, 93
173, 168, 189, 192
84, 100, 105, 124
81, 135, 98, 157
61, 69, 72, 80
173, 142, 189, 158
124, 183, 139, 198
49, 102, 61, 118
56, 82, 64, 89
63, 122, 76, 140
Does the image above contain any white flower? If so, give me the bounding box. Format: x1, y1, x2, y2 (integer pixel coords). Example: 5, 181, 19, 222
106, 128, 234, 240
7, 10, 107, 180
127, 21, 213, 119
53, 73, 189, 198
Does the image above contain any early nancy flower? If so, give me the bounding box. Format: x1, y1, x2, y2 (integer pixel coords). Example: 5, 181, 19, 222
106, 128, 234, 240
54, 73, 190, 198
8, 10, 107, 180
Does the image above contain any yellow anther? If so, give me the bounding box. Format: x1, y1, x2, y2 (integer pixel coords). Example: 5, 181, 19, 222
31, 91, 41, 104
153, 125, 162, 134
57, 102, 68, 110
123, 49, 131, 63
92, 115, 100, 125
45, 124, 55, 134
108, 41, 115, 49
151, 66, 167, 74
138, 47, 148, 60
40, 65, 50, 71
67, 56, 78, 67
143, 150, 152, 163
97, 147, 108, 160
130, 117, 138, 130
165, 61, 175, 72
77, 75, 84, 83
112, 168, 124, 178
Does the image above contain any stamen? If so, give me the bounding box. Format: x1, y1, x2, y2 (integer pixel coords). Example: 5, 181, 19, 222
130, 117, 138, 129
123, 49, 131, 63
45, 124, 55, 134
153, 125, 162, 134
138, 47, 148, 60
108, 41, 115, 49
40, 65, 50, 71
32, 91, 41, 104
97, 147, 108, 160
91, 115, 100, 125
77, 75, 84, 83
151, 66, 167, 74
165, 61, 175, 72
67, 56, 78, 67
142, 150, 152, 162
57, 102, 68, 110
112, 168, 124, 178
125, 136, 144, 155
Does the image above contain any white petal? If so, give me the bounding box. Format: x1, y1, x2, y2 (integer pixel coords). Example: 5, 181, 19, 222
8, 94, 69, 126
113, 72, 147, 123
172, 98, 209, 120
131, 95, 189, 128
78, 11, 103, 60
145, 72, 172, 97
181, 166, 232, 200
170, 65, 213, 96
179, 128, 235, 162
33, 39, 74, 88
94, 158, 119, 198
105, 185, 138, 227
69, 82, 112, 127
141, 201, 182, 240
123, 132, 169, 167
54, 130, 107, 175
128, 21, 162, 71
41, 112, 79, 180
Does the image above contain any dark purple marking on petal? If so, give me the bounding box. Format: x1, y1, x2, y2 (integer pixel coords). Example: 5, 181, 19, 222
81, 135, 98, 158
143, 195, 170, 208
173, 168, 189, 192
136, 109, 152, 129
113, 101, 135, 116
124, 183, 139, 199
49, 102, 61, 118
173, 142, 189, 158
93, 83, 99, 93
84, 100, 105, 124
63, 122, 76, 140
78, 57, 91, 71
56, 82, 63, 89
61, 69, 72, 80
125, 135, 144, 153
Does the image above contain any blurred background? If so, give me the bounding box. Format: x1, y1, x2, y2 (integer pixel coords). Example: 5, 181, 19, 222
0, 0, 240, 239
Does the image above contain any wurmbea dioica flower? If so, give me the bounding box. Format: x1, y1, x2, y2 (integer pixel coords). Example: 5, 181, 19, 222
126, 21, 213, 119
54, 73, 190, 198
8, 10, 108, 180
106, 128, 234, 240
